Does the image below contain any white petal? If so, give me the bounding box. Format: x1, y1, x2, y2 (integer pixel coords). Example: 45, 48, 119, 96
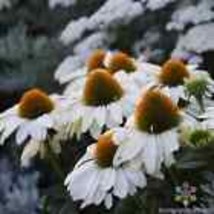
89, 122, 102, 139
21, 140, 41, 167
81, 169, 101, 208
94, 106, 106, 127
16, 123, 30, 145
113, 169, 129, 199
143, 135, 160, 176
113, 131, 143, 166
100, 168, 116, 191
0, 117, 23, 144
36, 115, 54, 128
81, 107, 94, 133
104, 193, 113, 209
124, 170, 147, 189
109, 102, 123, 125
66, 162, 96, 201
30, 124, 47, 141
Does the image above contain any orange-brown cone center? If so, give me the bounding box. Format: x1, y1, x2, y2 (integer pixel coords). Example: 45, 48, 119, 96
159, 59, 190, 86
87, 49, 106, 71
95, 130, 118, 168
19, 89, 54, 119
108, 52, 136, 74
134, 89, 180, 134
83, 69, 124, 106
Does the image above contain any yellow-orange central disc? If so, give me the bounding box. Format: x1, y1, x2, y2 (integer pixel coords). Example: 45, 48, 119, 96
108, 52, 136, 74
87, 49, 106, 71
135, 89, 180, 134
83, 69, 124, 106
18, 88, 54, 119
95, 131, 118, 168
159, 59, 190, 86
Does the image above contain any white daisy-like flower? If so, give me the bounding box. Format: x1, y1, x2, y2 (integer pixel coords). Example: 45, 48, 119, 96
104, 51, 159, 90
63, 49, 107, 97
0, 88, 68, 145
114, 88, 181, 178
155, 59, 193, 104
63, 50, 158, 98
155, 59, 214, 105
63, 69, 138, 139
65, 129, 147, 209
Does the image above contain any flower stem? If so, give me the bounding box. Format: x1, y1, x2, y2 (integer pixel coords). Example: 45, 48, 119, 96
44, 139, 64, 181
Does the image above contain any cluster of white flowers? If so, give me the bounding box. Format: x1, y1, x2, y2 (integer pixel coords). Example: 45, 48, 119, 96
167, 0, 214, 31
0, 0, 11, 10
0, 49, 214, 209
172, 23, 214, 58
57, 0, 180, 74
49, 0, 76, 9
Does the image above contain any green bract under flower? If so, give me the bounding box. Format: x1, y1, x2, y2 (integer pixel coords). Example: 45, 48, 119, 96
108, 52, 136, 74
185, 78, 208, 100
87, 49, 106, 71
134, 89, 180, 134
18, 88, 54, 119
95, 130, 118, 168
159, 59, 190, 87
83, 69, 124, 106
189, 129, 213, 147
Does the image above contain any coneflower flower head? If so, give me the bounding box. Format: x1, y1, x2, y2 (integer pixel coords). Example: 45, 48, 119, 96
134, 89, 180, 134
18, 89, 54, 119
83, 69, 124, 106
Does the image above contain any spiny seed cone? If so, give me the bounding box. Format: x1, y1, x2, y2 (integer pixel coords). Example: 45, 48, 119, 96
134, 89, 180, 134
159, 59, 190, 86
108, 52, 136, 74
83, 69, 124, 106
95, 130, 117, 168
87, 49, 106, 71
19, 88, 54, 119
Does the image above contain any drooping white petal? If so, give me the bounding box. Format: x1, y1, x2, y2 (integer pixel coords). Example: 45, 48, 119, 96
104, 193, 113, 209
21, 140, 41, 167
16, 123, 30, 145
94, 106, 106, 128
100, 168, 116, 191
113, 169, 129, 199
143, 135, 160, 176
109, 102, 123, 125
114, 131, 143, 166
0, 117, 24, 144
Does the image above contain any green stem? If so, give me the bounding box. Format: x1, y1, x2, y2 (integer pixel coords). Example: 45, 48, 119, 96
197, 97, 205, 113
168, 166, 179, 186
44, 139, 64, 181
146, 194, 159, 214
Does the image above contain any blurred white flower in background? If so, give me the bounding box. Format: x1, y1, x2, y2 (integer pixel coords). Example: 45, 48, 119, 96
49, 0, 76, 8
0, 0, 11, 10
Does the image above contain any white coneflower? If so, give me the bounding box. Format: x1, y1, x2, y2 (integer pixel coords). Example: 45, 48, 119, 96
156, 59, 214, 105
114, 88, 181, 178
104, 51, 159, 90
157, 59, 191, 103
63, 69, 137, 139
63, 49, 107, 97
63, 50, 158, 97
0, 88, 67, 145
65, 129, 147, 209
